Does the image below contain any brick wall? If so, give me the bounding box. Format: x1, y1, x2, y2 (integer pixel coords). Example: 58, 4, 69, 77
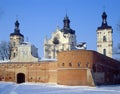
0, 50, 120, 86
57, 50, 95, 86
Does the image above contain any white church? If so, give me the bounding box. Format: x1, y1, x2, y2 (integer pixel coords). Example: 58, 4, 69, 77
44, 15, 77, 59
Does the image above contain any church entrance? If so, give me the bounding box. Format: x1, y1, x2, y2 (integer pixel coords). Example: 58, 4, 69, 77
17, 73, 25, 83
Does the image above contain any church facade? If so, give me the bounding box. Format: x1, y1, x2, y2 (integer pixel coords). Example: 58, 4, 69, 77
44, 15, 76, 59
0, 12, 120, 86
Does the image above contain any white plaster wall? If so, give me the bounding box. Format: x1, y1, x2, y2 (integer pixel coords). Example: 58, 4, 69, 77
44, 29, 76, 59
11, 43, 38, 62
97, 29, 113, 57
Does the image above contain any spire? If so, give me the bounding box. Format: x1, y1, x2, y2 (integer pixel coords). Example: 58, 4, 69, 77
61, 14, 75, 34
14, 20, 20, 33
10, 20, 24, 37
63, 14, 70, 28
97, 11, 112, 30
15, 20, 19, 28
102, 11, 108, 26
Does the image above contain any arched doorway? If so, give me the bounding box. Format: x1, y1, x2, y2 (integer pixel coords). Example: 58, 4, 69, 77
17, 73, 25, 83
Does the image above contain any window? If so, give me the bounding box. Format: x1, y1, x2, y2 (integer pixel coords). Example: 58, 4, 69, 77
48, 56, 51, 59
13, 53, 16, 57
86, 63, 89, 68
9, 77, 12, 79
108, 44, 112, 47
2, 77, 4, 79
62, 63, 64, 66
69, 63, 72, 67
56, 50, 59, 53
53, 37, 59, 45
103, 49, 106, 55
13, 42, 16, 47
72, 42, 74, 45
103, 36, 107, 42
78, 62, 81, 67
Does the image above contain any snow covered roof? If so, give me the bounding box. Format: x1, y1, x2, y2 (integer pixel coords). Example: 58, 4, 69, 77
0, 60, 10, 63
40, 58, 57, 62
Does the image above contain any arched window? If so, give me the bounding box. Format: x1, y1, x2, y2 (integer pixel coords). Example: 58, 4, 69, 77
103, 36, 107, 42
103, 49, 106, 55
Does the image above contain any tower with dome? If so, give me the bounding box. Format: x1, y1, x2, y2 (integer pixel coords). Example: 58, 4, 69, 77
97, 11, 113, 58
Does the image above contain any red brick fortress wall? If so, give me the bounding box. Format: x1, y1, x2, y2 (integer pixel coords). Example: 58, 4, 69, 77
57, 50, 95, 86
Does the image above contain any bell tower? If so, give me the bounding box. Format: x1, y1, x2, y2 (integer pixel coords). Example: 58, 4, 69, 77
97, 11, 113, 58
10, 20, 24, 59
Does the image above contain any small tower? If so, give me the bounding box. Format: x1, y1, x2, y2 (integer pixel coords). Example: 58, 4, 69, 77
10, 20, 24, 59
97, 12, 113, 57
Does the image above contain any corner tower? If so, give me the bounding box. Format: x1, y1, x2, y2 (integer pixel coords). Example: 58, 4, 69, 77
97, 12, 113, 57
10, 20, 24, 59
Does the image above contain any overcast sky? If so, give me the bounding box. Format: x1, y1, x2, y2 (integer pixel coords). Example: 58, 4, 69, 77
0, 0, 120, 58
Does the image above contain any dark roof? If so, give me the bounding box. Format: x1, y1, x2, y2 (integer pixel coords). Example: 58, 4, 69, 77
10, 31, 24, 37
10, 20, 24, 37
97, 24, 112, 30
97, 11, 112, 30
61, 15, 75, 34
61, 27, 75, 34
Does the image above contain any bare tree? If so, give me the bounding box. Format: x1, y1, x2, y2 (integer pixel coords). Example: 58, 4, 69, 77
0, 41, 11, 61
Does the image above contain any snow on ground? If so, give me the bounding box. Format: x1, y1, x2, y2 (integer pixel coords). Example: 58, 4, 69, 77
0, 82, 120, 94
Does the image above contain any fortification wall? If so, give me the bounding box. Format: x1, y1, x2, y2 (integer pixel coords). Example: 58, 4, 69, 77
57, 50, 95, 86
0, 62, 57, 83
0, 50, 120, 86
